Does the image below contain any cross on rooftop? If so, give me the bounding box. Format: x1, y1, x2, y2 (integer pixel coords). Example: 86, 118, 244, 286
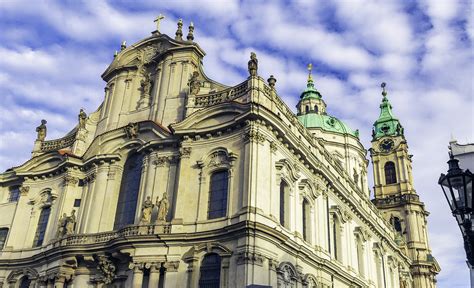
154, 14, 165, 32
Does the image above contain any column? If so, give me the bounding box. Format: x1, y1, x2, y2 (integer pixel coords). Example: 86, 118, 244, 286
86, 163, 109, 233
130, 262, 145, 288
53, 276, 66, 288
148, 262, 161, 287
164, 261, 180, 287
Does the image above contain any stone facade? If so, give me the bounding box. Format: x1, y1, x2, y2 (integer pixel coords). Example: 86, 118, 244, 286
0, 21, 438, 287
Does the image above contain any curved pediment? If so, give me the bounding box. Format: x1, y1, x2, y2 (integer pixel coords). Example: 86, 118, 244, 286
13, 153, 66, 175
171, 102, 250, 134
102, 34, 205, 81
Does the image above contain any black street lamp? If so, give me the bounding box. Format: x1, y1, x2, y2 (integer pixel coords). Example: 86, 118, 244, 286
439, 153, 474, 266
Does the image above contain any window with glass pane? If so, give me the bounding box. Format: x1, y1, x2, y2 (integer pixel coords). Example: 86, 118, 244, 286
393, 217, 402, 233
33, 206, 51, 247
302, 199, 311, 242
280, 181, 289, 228
8, 186, 20, 202
114, 153, 143, 230
208, 171, 229, 219
384, 162, 397, 184
0, 228, 8, 250
199, 253, 221, 288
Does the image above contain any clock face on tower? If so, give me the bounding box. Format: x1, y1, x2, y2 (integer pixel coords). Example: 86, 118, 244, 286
379, 139, 394, 152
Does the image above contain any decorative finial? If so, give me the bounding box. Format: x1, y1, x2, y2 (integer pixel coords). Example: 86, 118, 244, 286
248, 52, 258, 77
175, 19, 183, 40
154, 14, 165, 33
307, 63, 313, 81
113, 50, 118, 58
121, 41, 127, 51
187, 22, 194, 41
381, 82, 387, 96
267, 75, 277, 88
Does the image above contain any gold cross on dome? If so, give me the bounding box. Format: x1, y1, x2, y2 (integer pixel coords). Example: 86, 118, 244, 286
307, 63, 313, 80
154, 14, 165, 32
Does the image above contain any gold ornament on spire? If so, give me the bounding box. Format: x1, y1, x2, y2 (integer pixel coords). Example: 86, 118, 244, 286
307, 63, 313, 81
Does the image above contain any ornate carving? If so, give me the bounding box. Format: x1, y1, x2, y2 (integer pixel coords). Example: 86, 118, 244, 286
36, 119, 47, 141
125, 122, 139, 139
153, 156, 168, 167
270, 141, 278, 153
163, 261, 180, 272
248, 52, 258, 76
139, 196, 154, 225
19, 186, 30, 196
236, 252, 264, 266
63, 176, 79, 186
179, 147, 192, 158
95, 255, 116, 284
244, 130, 266, 143
188, 71, 201, 95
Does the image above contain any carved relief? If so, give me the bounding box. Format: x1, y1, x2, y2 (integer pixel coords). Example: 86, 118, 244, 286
125, 122, 139, 139
236, 252, 264, 266
95, 255, 116, 284
188, 71, 201, 95
19, 186, 30, 196
63, 176, 79, 186
179, 147, 192, 158
244, 130, 266, 144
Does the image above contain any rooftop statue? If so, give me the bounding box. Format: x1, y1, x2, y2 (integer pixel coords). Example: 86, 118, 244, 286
35, 119, 47, 141
248, 52, 258, 77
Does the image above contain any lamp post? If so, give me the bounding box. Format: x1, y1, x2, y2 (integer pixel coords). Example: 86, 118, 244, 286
439, 153, 474, 286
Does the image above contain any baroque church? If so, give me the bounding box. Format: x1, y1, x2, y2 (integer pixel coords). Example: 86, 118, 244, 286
0, 18, 440, 288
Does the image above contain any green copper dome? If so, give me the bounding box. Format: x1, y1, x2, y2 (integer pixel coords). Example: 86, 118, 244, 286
298, 113, 359, 137
372, 83, 404, 140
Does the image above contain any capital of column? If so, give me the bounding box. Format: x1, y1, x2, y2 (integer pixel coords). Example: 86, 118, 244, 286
129, 262, 145, 273
145, 262, 162, 273
163, 260, 180, 272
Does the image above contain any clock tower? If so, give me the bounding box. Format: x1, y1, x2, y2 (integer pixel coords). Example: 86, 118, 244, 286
370, 83, 440, 287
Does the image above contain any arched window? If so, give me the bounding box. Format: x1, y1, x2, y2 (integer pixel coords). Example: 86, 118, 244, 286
19, 277, 31, 288
314, 105, 318, 113
0, 228, 8, 250
114, 153, 144, 230
384, 162, 397, 184
392, 216, 402, 233
279, 180, 290, 228
302, 199, 311, 242
208, 170, 229, 219
199, 253, 221, 288
305, 105, 309, 113
33, 206, 51, 247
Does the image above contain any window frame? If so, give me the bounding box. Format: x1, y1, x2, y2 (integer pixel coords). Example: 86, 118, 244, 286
33, 206, 51, 247
198, 253, 222, 288
207, 170, 229, 220
0, 228, 9, 250
384, 161, 397, 184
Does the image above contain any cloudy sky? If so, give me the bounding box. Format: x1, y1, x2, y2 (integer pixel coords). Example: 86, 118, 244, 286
0, 0, 472, 286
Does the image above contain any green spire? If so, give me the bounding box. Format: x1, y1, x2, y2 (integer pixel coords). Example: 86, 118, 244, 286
372, 82, 404, 140
301, 63, 322, 100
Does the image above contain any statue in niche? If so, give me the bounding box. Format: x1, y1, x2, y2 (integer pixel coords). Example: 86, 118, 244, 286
56, 213, 67, 238
188, 71, 201, 95
156, 193, 169, 222
36, 119, 47, 141
353, 168, 359, 185
140, 196, 154, 224
248, 52, 258, 76
65, 209, 76, 235
78, 109, 87, 129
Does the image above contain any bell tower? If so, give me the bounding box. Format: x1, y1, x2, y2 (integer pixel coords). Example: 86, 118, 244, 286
370, 83, 440, 287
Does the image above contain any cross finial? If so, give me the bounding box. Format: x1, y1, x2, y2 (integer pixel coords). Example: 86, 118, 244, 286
307, 63, 313, 81
154, 14, 165, 32
381, 82, 387, 96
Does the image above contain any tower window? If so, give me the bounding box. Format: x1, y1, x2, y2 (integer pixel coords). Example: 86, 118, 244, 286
199, 253, 221, 287
305, 105, 309, 113
384, 162, 397, 184
114, 153, 143, 230
279, 180, 290, 228
314, 105, 318, 113
392, 216, 402, 233
33, 206, 51, 247
208, 170, 229, 219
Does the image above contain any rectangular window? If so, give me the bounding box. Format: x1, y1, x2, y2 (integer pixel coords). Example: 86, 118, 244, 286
74, 199, 81, 207
0, 228, 9, 250
8, 186, 20, 202
33, 207, 51, 247
208, 171, 229, 219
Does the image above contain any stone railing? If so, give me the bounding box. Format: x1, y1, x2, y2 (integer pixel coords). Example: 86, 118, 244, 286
371, 194, 420, 207
194, 80, 249, 108
41, 131, 77, 152
50, 224, 171, 248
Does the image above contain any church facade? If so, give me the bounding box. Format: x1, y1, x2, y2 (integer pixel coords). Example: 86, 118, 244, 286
0, 19, 439, 288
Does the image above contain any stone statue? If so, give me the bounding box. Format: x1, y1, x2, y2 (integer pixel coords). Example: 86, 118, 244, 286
36, 119, 47, 141
56, 213, 67, 238
189, 71, 201, 95
248, 52, 258, 77
353, 168, 359, 184
140, 196, 154, 224
125, 122, 139, 139
65, 210, 76, 235
78, 109, 87, 129
157, 193, 169, 222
